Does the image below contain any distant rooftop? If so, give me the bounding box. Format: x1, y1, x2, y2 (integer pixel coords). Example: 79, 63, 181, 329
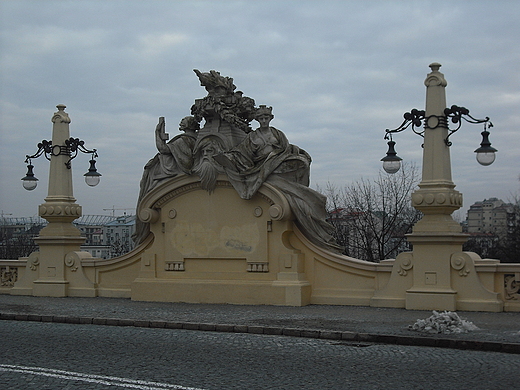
0, 214, 135, 227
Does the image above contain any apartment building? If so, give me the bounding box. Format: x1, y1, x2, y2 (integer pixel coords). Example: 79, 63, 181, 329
466, 198, 514, 235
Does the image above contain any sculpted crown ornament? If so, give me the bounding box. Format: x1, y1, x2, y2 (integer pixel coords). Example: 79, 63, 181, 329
256, 105, 273, 118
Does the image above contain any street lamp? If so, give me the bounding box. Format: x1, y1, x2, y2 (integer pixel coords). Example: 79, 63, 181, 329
381, 104, 496, 174
380, 139, 402, 174
474, 127, 497, 166
15, 104, 101, 297
22, 108, 101, 190
21, 163, 38, 191
372, 63, 503, 311
84, 157, 102, 186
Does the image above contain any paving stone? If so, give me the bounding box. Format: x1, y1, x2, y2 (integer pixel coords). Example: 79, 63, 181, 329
183, 322, 200, 330
319, 330, 342, 340
283, 328, 301, 337
263, 326, 283, 335
149, 321, 166, 328
1, 295, 519, 354
233, 325, 248, 333
247, 325, 264, 334
214, 324, 235, 332
341, 331, 358, 341
165, 322, 184, 329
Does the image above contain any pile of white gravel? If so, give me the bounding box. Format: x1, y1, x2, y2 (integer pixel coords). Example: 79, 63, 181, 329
409, 311, 479, 334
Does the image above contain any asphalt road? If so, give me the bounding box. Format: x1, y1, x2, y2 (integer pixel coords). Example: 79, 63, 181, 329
1, 320, 519, 390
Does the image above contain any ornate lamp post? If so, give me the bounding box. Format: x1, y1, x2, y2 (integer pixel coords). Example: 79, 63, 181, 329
374, 63, 501, 311
13, 105, 100, 297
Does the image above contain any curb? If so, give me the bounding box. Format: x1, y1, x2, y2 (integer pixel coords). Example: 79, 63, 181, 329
2, 312, 519, 354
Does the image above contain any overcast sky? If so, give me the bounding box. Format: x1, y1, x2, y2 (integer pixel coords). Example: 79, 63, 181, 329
1, 0, 518, 220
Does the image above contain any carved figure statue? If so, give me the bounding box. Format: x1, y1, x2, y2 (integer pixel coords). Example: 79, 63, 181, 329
134, 70, 341, 253
214, 105, 311, 199
139, 115, 198, 194
210, 105, 339, 252
133, 116, 199, 243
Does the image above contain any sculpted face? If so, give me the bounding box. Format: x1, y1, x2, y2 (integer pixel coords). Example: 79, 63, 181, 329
202, 144, 217, 158
193, 137, 225, 192
256, 114, 272, 128
179, 118, 189, 131
179, 116, 199, 135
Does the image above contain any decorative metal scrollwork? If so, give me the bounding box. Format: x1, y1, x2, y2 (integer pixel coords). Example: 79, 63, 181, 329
443, 105, 492, 147
25, 137, 98, 169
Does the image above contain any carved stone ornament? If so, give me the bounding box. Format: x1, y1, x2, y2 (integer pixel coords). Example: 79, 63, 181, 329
165, 261, 185, 271
412, 190, 463, 209
397, 253, 413, 276
65, 253, 78, 272
424, 62, 448, 88
1, 266, 18, 287
39, 204, 82, 218
504, 274, 520, 300
29, 255, 40, 271
253, 206, 263, 217
51, 104, 71, 124
450, 254, 470, 277
247, 262, 269, 272
134, 70, 342, 253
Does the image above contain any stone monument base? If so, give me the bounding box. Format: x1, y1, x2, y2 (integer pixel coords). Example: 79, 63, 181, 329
132, 279, 311, 306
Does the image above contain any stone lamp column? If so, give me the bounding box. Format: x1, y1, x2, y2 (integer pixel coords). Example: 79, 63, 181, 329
31, 104, 85, 297
371, 64, 501, 312
405, 64, 474, 310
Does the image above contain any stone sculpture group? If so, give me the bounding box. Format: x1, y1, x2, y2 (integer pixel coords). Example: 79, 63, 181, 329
134, 69, 341, 253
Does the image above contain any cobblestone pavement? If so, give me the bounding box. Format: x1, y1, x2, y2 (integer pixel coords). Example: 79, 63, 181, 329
0, 295, 519, 353
2, 320, 519, 390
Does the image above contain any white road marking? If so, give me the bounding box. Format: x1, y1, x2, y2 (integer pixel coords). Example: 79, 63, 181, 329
0, 364, 206, 390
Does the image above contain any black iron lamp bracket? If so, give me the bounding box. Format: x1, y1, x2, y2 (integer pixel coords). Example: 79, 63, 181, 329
384, 105, 492, 147
25, 137, 98, 169
384, 108, 426, 141
443, 105, 492, 146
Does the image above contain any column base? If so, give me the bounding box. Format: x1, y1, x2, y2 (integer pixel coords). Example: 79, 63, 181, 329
32, 279, 69, 297
405, 288, 456, 311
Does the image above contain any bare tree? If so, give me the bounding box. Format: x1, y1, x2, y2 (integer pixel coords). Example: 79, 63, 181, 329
320, 162, 422, 262
0, 223, 43, 259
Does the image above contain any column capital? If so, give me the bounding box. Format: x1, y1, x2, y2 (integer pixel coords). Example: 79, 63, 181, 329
425, 62, 447, 88
52, 104, 71, 124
